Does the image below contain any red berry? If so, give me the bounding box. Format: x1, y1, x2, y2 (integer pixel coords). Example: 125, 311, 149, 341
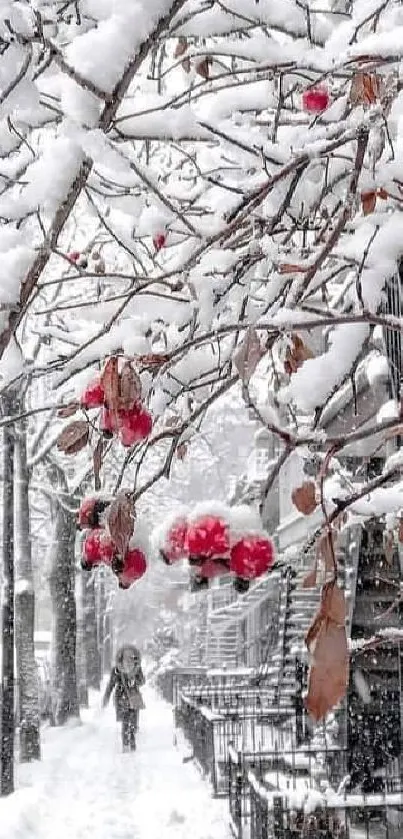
68, 251, 80, 263
186, 516, 230, 559
118, 548, 147, 588
198, 558, 230, 579
80, 378, 105, 409
82, 529, 115, 567
117, 407, 152, 447
230, 536, 275, 580
153, 233, 166, 251
302, 87, 329, 114
161, 519, 188, 564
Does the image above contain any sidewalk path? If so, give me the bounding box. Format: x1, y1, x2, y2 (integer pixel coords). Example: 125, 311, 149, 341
0, 689, 231, 839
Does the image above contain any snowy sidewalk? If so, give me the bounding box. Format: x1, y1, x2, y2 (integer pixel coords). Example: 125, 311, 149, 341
0, 689, 231, 839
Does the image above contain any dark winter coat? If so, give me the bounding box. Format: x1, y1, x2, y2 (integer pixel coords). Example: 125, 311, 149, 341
103, 665, 145, 721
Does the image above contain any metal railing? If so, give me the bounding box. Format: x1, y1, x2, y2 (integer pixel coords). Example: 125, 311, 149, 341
228, 747, 403, 839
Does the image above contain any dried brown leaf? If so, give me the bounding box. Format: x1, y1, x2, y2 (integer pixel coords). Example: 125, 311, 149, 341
57, 420, 89, 455
302, 566, 318, 589
317, 530, 336, 573
195, 56, 211, 80
321, 581, 346, 625
94, 257, 106, 274
176, 442, 187, 461
233, 327, 264, 384
119, 361, 142, 410
57, 402, 79, 418
278, 263, 307, 274
305, 621, 349, 722
284, 333, 314, 375
137, 353, 170, 367
291, 481, 317, 515
350, 71, 382, 106
174, 36, 188, 58
361, 190, 377, 216
106, 492, 136, 557
101, 357, 120, 412
182, 56, 191, 73
93, 437, 103, 491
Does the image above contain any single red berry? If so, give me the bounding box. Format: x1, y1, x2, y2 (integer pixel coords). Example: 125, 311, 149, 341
302, 87, 329, 114
153, 233, 166, 251
118, 407, 152, 447
68, 251, 80, 263
186, 515, 230, 559
230, 536, 275, 580
98, 532, 116, 563
80, 378, 105, 410
82, 529, 104, 567
160, 519, 188, 564
118, 548, 147, 588
198, 558, 230, 579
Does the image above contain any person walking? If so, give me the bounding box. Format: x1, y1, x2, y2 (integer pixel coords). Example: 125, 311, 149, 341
102, 644, 145, 751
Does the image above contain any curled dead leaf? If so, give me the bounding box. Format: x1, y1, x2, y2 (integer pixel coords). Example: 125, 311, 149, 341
182, 56, 191, 73
57, 420, 89, 455
291, 481, 317, 515
320, 581, 346, 625
305, 621, 349, 722
233, 327, 264, 384
119, 361, 142, 410
137, 353, 170, 367
101, 357, 120, 412
304, 581, 348, 720
174, 37, 188, 58
106, 492, 136, 557
195, 56, 212, 80
350, 71, 383, 106
278, 263, 307, 274
57, 402, 79, 419
93, 437, 104, 491
176, 442, 188, 461
317, 530, 337, 573
302, 566, 318, 589
94, 257, 106, 274
284, 333, 313, 375
361, 190, 377, 216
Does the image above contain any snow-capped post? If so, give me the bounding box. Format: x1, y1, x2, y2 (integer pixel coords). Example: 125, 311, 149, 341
14, 406, 41, 761
0, 391, 16, 796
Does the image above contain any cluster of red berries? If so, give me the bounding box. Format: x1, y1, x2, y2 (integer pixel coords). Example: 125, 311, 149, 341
78, 497, 147, 590
81, 376, 152, 448
155, 507, 275, 593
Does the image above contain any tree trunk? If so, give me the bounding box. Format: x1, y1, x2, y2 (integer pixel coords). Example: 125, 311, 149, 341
49, 505, 79, 725
75, 571, 88, 708
83, 574, 101, 690
14, 422, 41, 761
0, 399, 15, 796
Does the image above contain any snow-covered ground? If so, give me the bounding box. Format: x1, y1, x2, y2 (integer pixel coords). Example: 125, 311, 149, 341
0, 689, 231, 839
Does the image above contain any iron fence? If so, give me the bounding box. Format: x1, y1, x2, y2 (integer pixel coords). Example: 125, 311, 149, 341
228, 748, 403, 839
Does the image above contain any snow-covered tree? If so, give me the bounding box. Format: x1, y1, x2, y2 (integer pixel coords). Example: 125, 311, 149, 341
0, 0, 402, 731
